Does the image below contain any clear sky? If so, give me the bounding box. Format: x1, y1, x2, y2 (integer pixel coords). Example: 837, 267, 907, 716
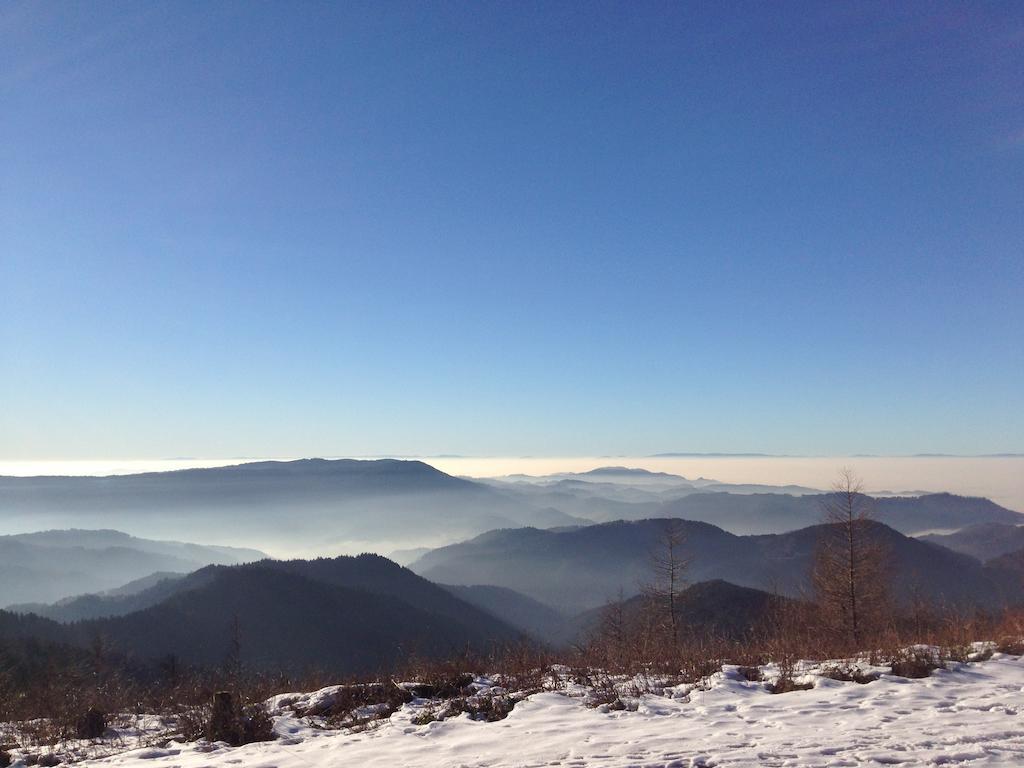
2, 1, 1022, 460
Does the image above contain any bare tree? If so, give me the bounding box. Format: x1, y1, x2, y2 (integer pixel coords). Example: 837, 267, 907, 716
642, 518, 690, 650
812, 468, 890, 648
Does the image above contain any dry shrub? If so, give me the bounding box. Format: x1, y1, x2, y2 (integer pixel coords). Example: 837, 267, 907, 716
996, 637, 1024, 655
766, 655, 813, 694
992, 608, 1024, 655
320, 684, 412, 728
490, 642, 557, 695
438, 693, 518, 722
889, 649, 943, 679
736, 666, 763, 682
179, 692, 274, 746
767, 677, 814, 694
395, 651, 480, 699
819, 664, 878, 684
410, 690, 523, 724
583, 690, 627, 710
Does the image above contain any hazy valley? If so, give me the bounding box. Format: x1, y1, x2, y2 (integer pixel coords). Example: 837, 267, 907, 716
2, 458, 1022, 662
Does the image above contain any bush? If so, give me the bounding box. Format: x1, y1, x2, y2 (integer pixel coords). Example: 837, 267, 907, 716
890, 650, 943, 679
678, 657, 722, 685
440, 694, 517, 722
766, 677, 813, 694
996, 637, 1024, 656
404, 673, 474, 700
298, 683, 412, 729
396, 652, 483, 700
766, 655, 813, 694
582, 687, 624, 709
736, 666, 763, 682
75, 708, 107, 740
819, 665, 878, 684
409, 709, 437, 726
410, 691, 521, 724
969, 647, 994, 662
181, 692, 275, 747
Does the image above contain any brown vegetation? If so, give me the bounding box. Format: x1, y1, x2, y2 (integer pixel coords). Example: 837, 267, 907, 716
641, 519, 691, 651
811, 469, 891, 648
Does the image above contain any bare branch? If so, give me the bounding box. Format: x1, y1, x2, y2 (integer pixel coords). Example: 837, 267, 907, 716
812, 469, 891, 649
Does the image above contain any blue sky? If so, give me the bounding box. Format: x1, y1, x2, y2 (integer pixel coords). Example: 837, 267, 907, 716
2, 1, 1022, 459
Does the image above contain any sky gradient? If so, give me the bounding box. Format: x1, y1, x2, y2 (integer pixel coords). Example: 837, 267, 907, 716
2, 1, 1022, 459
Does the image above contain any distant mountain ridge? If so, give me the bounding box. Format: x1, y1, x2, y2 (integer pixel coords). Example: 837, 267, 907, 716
4, 460, 1017, 561
653, 492, 1023, 535
919, 522, 1024, 562
7, 529, 265, 562
0, 459, 587, 555
0, 530, 266, 607
411, 518, 1019, 615
9, 573, 189, 622
481, 467, 1021, 534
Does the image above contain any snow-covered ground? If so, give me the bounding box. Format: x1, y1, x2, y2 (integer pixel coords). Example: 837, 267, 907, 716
14, 653, 1024, 768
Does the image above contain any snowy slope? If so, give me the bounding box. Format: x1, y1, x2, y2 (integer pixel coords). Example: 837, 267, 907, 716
60, 654, 1024, 768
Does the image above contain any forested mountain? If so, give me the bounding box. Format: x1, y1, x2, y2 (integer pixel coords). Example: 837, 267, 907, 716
9, 573, 188, 622
0, 555, 522, 674
920, 522, 1024, 561
441, 584, 570, 643
571, 580, 795, 643
444, 578, 797, 647
987, 547, 1024, 579
411, 519, 1019, 615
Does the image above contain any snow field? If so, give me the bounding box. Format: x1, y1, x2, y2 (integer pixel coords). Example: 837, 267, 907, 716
29, 651, 1019, 768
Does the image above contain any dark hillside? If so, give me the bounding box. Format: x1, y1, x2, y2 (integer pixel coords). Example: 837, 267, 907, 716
414, 519, 1020, 615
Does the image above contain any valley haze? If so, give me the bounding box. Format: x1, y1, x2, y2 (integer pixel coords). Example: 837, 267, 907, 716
1, 455, 1021, 558
6, 455, 1020, 508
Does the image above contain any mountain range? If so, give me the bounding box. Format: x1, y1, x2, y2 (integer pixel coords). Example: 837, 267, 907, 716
4, 458, 1022, 671
481, 480, 1022, 535
9, 572, 189, 622
0, 459, 584, 555
0, 555, 522, 673
4, 460, 1020, 560
920, 522, 1024, 562
0, 529, 264, 607
10, 520, 1024, 665
5, 552, 816, 654
411, 518, 1022, 615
